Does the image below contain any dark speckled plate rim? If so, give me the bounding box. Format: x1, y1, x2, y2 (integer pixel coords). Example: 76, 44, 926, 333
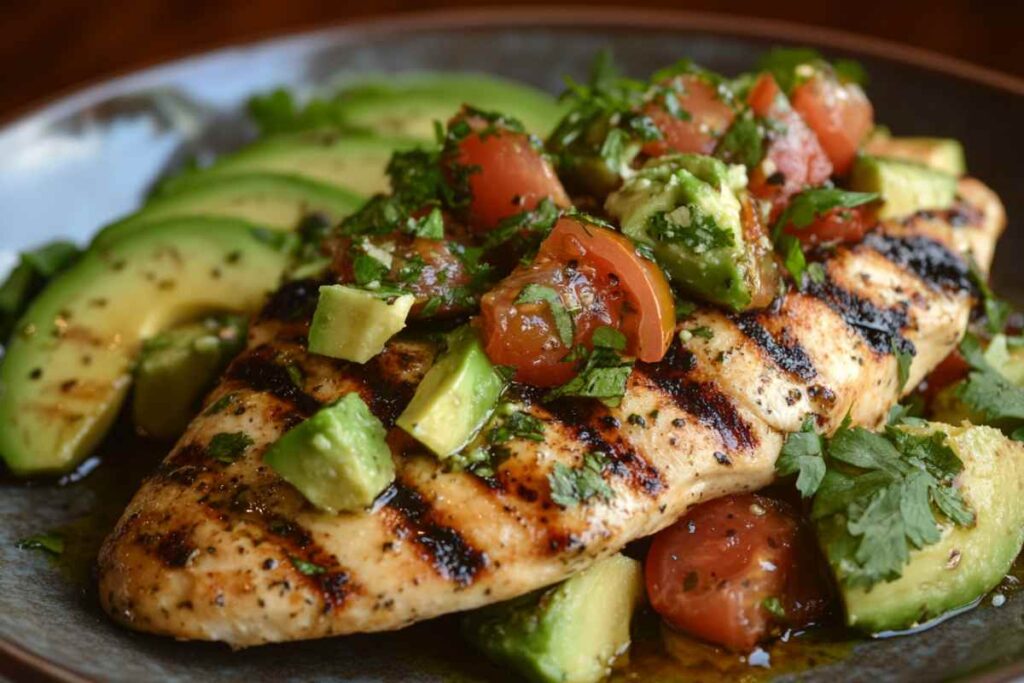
1, 7, 1022, 683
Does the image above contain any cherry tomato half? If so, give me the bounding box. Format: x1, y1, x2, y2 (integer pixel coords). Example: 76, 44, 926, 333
747, 74, 833, 220
642, 75, 736, 157
792, 72, 874, 177
444, 109, 569, 233
480, 217, 675, 386
645, 493, 833, 652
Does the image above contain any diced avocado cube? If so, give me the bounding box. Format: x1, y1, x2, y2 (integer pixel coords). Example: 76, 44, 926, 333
308, 285, 414, 363
132, 315, 247, 439
264, 393, 394, 513
849, 155, 957, 219
819, 422, 1024, 634
396, 326, 505, 459
462, 554, 645, 683
606, 154, 772, 311
864, 133, 966, 176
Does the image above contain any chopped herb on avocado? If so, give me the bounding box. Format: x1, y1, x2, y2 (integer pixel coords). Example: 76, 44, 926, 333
549, 451, 614, 507
515, 284, 575, 348
776, 417, 974, 588
647, 205, 735, 252
208, 432, 255, 464
16, 532, 65, 556
545, 326, 634, 407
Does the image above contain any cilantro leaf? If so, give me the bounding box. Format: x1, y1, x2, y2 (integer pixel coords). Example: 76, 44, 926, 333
775, 416, 826, 497
715, 111, 765, 168
757, 48, 868, 93
893, 338, 915, 393
967, 256, 1012, 334
289, 556, 327, 576
16, 532, 64, 556
778, 234, 808, 284
773, 188, 879, 237
545, 326, 633, 407
489, 410, 546, 444
548, 452, 614, 507
953, 333, 1024, 436
515, 284, 575, 348
208, 432, 254, 464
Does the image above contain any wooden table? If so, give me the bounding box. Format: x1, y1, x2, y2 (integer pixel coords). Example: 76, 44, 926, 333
3, 0, 1021, 119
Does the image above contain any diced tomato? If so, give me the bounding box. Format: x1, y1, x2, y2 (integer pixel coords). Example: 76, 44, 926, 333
740, 196, 782, 308
747, 74, 833, 220
792, 73, 874, 177
641, 75, 736, 157
645, 493, 833, 652
479, 217, 675, 386
444, 109, 570, 233
922, 349, 970, 403
783, 205, 873, 245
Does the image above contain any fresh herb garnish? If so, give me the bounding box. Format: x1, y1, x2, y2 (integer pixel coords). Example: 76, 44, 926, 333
773, 188, 879, 238
290, 556, 327, 576
757, 48, 868, 93
776, 418, 974, 588
894, 339, 915, 393
481, 197, 561, 252
762, 596, 787, 620
208, 432, 254, 464
953, 333, 1024, 438
489, 410, 546, 444
714, 110, 765, 168
16, 532, 65, 556
648, 206, 735, 252
967, 256, 1012, 334
352, 251, 391, 287
545, 326, 634, 407
548, 451, 614, 507
515, 284, 575, 348
204, 393, 237, 416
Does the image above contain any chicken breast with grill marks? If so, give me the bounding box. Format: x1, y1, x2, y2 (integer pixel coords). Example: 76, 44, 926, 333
97, 178, 1004, 647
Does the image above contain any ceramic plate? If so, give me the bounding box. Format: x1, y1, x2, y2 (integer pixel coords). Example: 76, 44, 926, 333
1, 9, 1023, 682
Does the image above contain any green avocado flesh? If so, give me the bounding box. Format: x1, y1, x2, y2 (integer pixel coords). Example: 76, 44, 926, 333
396, 326, 506, 459
307, 285, 415, 364
330, 72, 568, 139
131, 315, 247, 440
849, 155, 957, 220
263, 392, 395, 513
462, 554, 645, 683
864, 134, 966, 176
820, 422, 1024, 634
0, 218, 290, 476
606, 154, 756, 311
92, 173, 364, 248
153, 131, 422, 199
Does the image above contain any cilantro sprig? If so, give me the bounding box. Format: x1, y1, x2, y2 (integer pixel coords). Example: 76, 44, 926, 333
776, 417, 974, 588
953, 334, 1024, 439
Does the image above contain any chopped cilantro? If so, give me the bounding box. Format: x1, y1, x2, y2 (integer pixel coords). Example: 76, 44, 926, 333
548, 452, 614, 507
352, 252, 390, 286
774, 416, 826, 498
675, 299, 698, 321
208, 432, 254, 464
406, 207, 444, 239
286, 363, 304, 389
203, 393, 237, 416
515, 284, 575, 348
648, 207, 735, 252
16, 532, 64, 556
773, 188, 879, 238
688, 326, 714, 340
778, 234, 808, 284
953, 333, 1024, 436
806, 262, 827, 285
967, 256, 1012, 334
489, 410, 546, 444
545, 326, 633, 407
762, 596, 787, 620
757, 48, 868, 93
289, 556, 327, 576
894, 339, 915, 393
715, 110, 764, 168
482, 198, 561, 252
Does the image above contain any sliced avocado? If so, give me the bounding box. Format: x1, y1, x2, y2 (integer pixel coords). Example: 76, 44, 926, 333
819, 422, 1024, 634
0, 218, 290, 476
864, 133, 966, 176
264, 392, 395, 513
396, 326, 505, 459
606, 154, 769, 311
154, 131, 422, 199
849, 155, 957, 219
307, 285, 415, 363
131, 315, 247, 439
462, 554, 645, 683
92, 173, 363, 248
331, 72, 567, 139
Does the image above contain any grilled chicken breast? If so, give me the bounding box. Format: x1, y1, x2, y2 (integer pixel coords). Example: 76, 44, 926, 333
98, 178, 1004, 647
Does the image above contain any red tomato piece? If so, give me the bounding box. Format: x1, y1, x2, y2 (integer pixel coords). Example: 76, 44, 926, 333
445, 110, 569, 233
479, 217, 675, 386
641, 75, 736, 157
923, 349, 970, 404
747, 74, 833, 220
792, 73, 874, 177
783, 205, 872, 246
645, 493, 833, 652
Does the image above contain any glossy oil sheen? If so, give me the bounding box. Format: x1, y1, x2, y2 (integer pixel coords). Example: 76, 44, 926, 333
1, 12, 1023, 683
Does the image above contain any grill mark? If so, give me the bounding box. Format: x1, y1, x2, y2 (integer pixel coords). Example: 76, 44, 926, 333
861, 233, 974, 294
636, 342, 757, 451
259, 278, 321, 322
733, 313, 817, 382
346, 356, 419, 428
378, 482, 487, 586
541, 399, 664, 496
152, 527, 196, 568
803, 277, 915, 356
227, 345, 321, 416
901, 201, 983, 229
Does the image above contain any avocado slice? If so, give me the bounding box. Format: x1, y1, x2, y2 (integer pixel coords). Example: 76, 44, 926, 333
264, 392, 395, 513
606, 154, 771, 311
818, 422, 1024, 634
307, 285, 415, 363
92, 173, 363, 248
864, 133, 966, 176
396, 326, 506, 459
462, 554, 645, 683
0, 218, 290, 476
153, 131, 422, 199
131, 314, 247, 439
849, 155, 957, 220
331, 72, 568, 139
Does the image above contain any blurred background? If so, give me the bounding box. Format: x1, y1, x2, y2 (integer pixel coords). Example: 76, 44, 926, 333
4, 0, 1022, 118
